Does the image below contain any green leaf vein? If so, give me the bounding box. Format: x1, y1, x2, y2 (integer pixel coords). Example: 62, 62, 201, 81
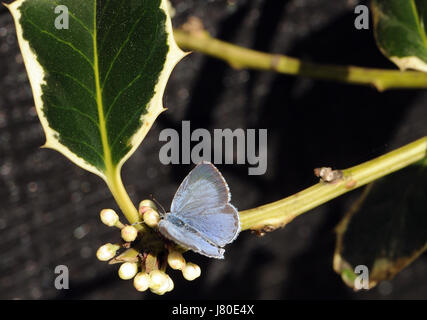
24, 12, 94, 69
104, 22, 160, 121
49, 104, 99, 128
410, 0, 427, 48
52, 0, 94, 37
61, 135, 104, 161
101, 14, 145, 89
50, 70, 96, 101
110, 103, 146, 151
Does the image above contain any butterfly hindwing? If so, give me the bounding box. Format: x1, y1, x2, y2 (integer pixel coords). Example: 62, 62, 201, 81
158, 214, 225, 259
179, 204, 240, 247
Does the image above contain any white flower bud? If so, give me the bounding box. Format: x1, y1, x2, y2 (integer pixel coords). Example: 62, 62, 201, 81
150, 274, 174, 295
100, 209, 119, 227
143, 208, 160, 228
150, 287, 166, 295
157, 278, 171, 294
121, 225, 138, 242
182, 263, 201, 281
149, 270, 168, 291
133, 272, 150, 292
167, 275, 174, 292
96, 243, 120, 261
167, 250, 186, 270
118, 262, 138, 280
138, 199, 157, 212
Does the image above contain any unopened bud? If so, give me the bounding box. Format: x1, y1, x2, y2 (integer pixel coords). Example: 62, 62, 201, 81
167, 250, 186, 270
118, 262, 138, 280
100, 209, 119, 227
139, 199, 157, 214
121, 225, 138, 242
166, 275, 174, 292
143, 208, 160, 228
134, 272, 150, 292
96, 243, 120, 261
149, 270, 168, 291
150, 273, 174, 295
182, 262, 201, 281
155, 281, 169, 295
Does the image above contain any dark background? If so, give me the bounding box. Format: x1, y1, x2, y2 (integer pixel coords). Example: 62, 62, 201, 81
0, 0, 426, 299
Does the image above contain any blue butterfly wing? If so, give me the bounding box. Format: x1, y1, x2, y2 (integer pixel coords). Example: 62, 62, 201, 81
158, 214, 225, 259
179, 204, 240, 247
171, 161, 230, 214
169, 161, 240, 248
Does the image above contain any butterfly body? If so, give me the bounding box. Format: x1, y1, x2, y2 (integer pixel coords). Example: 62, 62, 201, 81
158, 161, 240, 259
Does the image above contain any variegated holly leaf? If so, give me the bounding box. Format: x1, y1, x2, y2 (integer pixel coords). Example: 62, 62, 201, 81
6, 0, 185, 190
372, 0, 427, 72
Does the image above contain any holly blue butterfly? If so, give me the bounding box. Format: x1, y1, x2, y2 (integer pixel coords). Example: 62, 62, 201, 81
158, 161, 240, 259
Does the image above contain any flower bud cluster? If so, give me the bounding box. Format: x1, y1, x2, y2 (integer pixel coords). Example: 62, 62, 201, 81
96, 202, 202, 295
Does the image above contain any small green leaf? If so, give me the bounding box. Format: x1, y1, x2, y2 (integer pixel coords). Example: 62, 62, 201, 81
372, 0, 427, 72
334, 163, 427, 290
7, 0, 185, 180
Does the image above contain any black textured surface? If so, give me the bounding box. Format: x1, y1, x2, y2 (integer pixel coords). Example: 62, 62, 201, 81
0, 0, 426, 299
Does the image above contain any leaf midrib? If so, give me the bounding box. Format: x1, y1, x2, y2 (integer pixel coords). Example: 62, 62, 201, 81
93, 0, 113, 174
410, 0, 427, 49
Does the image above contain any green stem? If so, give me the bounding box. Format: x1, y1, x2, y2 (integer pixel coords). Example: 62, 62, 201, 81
240, 137, 427, 231
174, 30, 427, 91
106, 170, 145, 231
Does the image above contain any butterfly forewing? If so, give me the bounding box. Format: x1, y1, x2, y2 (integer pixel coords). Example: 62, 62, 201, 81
170, 162, 230, 214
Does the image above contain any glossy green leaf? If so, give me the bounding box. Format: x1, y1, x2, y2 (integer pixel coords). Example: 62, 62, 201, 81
334, 163, 427, 290
372, 0, 427, 72
7, 0, 185, 181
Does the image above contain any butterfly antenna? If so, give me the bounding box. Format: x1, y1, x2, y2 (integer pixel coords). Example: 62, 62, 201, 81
131, 221, 144, 226
150, 194, 167, 216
